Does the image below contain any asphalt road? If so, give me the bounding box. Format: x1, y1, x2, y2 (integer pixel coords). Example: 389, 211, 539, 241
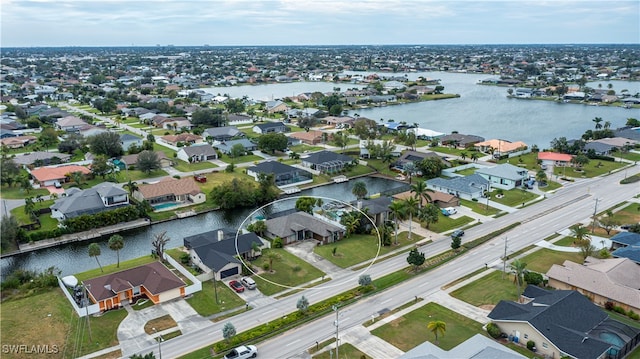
125, 163, 637, 359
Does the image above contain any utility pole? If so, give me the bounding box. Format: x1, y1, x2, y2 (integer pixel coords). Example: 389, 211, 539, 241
213, 278, 219, 304
152, 328, 163, 359
502, 237, 508, 279
591, 198, 599, 234
333, 304, 340, 359
83, 284, 93, 342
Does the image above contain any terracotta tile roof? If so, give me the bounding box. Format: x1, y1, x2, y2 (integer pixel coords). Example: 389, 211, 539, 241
538, 151, 573, 162
137, 177, 202, 199
474, 139, 527, 153
290, 130, 323, 142
393, 190, 457, 206
0, 135, 37, 147
30, 165, 91, 182
161, 133, 202, 143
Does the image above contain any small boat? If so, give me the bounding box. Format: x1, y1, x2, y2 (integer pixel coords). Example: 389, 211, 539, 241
62, 275, 78, 288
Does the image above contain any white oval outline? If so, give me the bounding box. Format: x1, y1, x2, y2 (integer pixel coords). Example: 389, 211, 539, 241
235, 195, 382, 291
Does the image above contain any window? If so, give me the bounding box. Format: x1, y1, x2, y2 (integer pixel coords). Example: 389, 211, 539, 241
524, 334, 528, 339
542, 343, 548, 349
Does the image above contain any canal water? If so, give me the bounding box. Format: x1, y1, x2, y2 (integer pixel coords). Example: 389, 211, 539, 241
1, 177, 408, 276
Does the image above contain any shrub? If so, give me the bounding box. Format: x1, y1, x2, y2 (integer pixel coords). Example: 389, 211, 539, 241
524, 271, 544, 286
614, 305, 626, 315
261, 263, 270, 271
486, 322, 501, 339
272, 237, 283, 248
628, 311, 639, 320
180, 252, 190, 264
526, 340, 536, 351
604, 301, 615, 311
291, 265, 301, 273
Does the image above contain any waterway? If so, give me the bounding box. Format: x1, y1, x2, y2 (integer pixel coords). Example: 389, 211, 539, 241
1, 177, 408, 276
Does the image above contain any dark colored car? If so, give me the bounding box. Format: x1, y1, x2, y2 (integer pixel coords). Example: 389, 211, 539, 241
194, 174, 207, 183
229, 280, 245, 293
451, 229, 465, 238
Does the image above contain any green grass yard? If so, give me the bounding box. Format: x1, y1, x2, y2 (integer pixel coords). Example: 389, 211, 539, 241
186, 280, 246, 317
519, 248, 584, 273
450, 270, 520, 307
490, 188, 538, 207
250, 248, 326, 296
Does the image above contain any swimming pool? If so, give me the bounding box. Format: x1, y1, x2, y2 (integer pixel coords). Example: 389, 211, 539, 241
152, 202, 179, 210
600, 332, 625, 349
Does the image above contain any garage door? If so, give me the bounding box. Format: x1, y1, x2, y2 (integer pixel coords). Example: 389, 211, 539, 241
219, 267, 239, 279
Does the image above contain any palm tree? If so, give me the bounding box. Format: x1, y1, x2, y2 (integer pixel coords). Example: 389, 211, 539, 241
88, 243, 103, 272
510, 259, 527, 301
264, 250, 281, 272
123, 179, 139, 197
460, 151, 467, 161
603, 121, 611, 130
470, 152, 479, 163
352, 181, 368, 200
71, 171, 84, 186
592, 117, 603, 130
402, 197, 419, 241
570, 225, 591, 245
427, 320, 446, 344
389, 200, 406, 245
410, 181, 433, 209
108, 235, 124, 268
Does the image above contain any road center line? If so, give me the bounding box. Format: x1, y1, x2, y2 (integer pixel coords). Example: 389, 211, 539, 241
286, 339, 301, 347
380, 298, 393, 305
418, 281, 430, 288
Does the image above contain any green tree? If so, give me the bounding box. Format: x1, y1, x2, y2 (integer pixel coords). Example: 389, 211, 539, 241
332, 131, 348, 153
571, 153, 589, 170
598, 211, 619, 235
427, 320, 446, 344
406, 248, 425, 272
91, 155, 111, 178
1, 215, 21, 250
222, 322, 236, 343
535, 170, 547, 185
87, 132, 123, 157
129, 353, 156, 359
108, 235, 125, 268
389, 200, 406, 245
451, 235, 461, 252
295, 197, 317, 214
124, 180, 139, 197
579, 242, 596, 261
403, 197, 419, 240
592, 117, 603, 130
352, 180, 368, 199
0, 157, 20, 187
136, 150, 161, 174
510, 258, 527, 299
88, 243, 103, 272
71, 171, 85, 186
264, 250, 281, 272
419, 203, 440, 230
410, 180, 432, 209
358, 274, 372, 287
297, 295, 309, 314
229, 143, 246, 161
38, 127, 59, 150
257, 133, 288, 154
247, 220, 267, 237
416, 157, 446, 179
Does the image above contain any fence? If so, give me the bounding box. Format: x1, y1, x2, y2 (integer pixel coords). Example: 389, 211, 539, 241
57, 277, 100, 317
163, 253, 202, 295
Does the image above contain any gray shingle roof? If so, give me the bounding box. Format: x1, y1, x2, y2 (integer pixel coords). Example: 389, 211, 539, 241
204, 126, 241, 138
51, 183, 128, 218
248, 161, 308, 176
475, 163, 529, 181
184, 230, 262, 272
265, 211, 344, 239
426, 174, 489, 195
181, 144, 217, 156
302, 150, 353, 165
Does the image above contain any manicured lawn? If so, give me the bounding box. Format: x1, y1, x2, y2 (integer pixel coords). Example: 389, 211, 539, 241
490, 188, 538, 207
459, 199, 500, 216
430, 146, 468, 156
312, 343, 371, 359
153, 143, 177, 159
450, 270, 520, 306
519, 248, 584, 273
552, 236, 576, 247
371, 302, 486, 351
0, 288, 127, 358
612, 202, 640, 226
537, 180, 563, 192
120, 169, 168, 182
218, 153, 263, 164
497, 152, 540, 171
250, 248, 326, 296
173, 159, 217, 172
314, 232, 421, 269
427, 214, 475, 233
186, 280, 246, 317
344, 164, 377, 177
614, 151, 640, 162
0, 185, 49, 199
74, 256, 157, 282
365, 158, 402, 177
452, 167, 477, 176
553, 160, 625, 178
289, 144, 325, 153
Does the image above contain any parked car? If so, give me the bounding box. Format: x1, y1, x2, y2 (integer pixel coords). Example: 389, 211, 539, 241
241, 276, 257, 290
441, 207, 457, 216
451, 229, 465, 238
223, 345, 257, 359
53, 180, 62, 188
194, 174, 207, 183
229, 280, 245, 293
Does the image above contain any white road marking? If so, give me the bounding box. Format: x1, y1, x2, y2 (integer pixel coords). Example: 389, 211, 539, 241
418, 281, 430, 288
380, 298, 393, 305
286, 339, 301, 347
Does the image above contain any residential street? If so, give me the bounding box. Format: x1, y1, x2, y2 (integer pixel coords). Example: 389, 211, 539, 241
118, 163, 637, 358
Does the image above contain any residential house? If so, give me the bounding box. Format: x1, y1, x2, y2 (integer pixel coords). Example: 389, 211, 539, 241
399, 334, 525, 359
212, 139, 257, 155
350, 196, 393, 227
590, 137, 638, 152
382, 122, 412, 132
84, 262, 186, 311
393, 150, 449, 172
252, 122, 289, 134
546, 257, 640, 313
321, 116, 356, 129
488, 285, 640, 359
264, 100, 288, 114
115, 151, 173, 170
120, 133, 143, 152
55, 116, 88, 132
30, 165, 91, 187
226, 114, 253, 125
51, 182, 129, 221
78, 125, 108, 138
264, 211, 345, 245
0, 135, 37, 149
176, 144, 218, 163
475, 163, 529, 190
289, 130, 325, 145
13, 151, 71, 168
160, 117, 193, 131
133, 177, 206, 207
407, 127, 444, 140
203, 126, 243, 141
439, 133, 485, 148
393, 190, 460, 209
537, 152, 573, 167
160, 133, 203, 146
359, 140, 403, 159
426, 174, 489, 200
183, 229, 263, 280
300, 150, 355, 174
246, 161, 313, 187
474, 139, 528, 157
610, 232, 640, 264
584, 141, 616, 156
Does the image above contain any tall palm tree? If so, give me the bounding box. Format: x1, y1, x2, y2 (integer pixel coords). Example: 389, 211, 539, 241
470, 152, 479, 163
410, 181, 433, 209
570, 225, 591, 245
427, 320, 446, 344
352, 181, 368, 200
88, 243, 103, 272
389, 200, 406, 245
264, 250, 281, 272
510, 259, 527, 301
402, 197, 419, 241
123, 179, 139, 197
592, 117, 603, 130
108, 235, 125, 268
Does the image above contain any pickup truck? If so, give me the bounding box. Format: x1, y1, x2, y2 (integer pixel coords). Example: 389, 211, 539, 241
223, 345, 257, 359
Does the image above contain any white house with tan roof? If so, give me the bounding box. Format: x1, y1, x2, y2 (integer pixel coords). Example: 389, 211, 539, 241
474, 139, 528, 157
133, 177, 205, 207
547, 257, 640, 314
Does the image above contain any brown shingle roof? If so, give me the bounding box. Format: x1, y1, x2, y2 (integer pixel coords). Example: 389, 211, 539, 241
136, 177, 201, 199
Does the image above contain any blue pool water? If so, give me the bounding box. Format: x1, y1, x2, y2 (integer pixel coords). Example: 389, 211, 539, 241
152, 202, 179, 210
600, 332, 625, 349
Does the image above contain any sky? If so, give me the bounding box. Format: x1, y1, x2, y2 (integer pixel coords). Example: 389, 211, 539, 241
1, 0, 639, 47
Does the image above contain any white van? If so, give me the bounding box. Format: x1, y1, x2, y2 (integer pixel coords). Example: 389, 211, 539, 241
241, 277, 256, 290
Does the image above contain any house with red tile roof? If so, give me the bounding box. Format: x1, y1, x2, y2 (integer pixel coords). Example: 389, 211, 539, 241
537, 151, 573, 167
132, 177, 205, 207
0, 135, 37, 149
30, 165, 91, 187
84, 261, 186, 311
